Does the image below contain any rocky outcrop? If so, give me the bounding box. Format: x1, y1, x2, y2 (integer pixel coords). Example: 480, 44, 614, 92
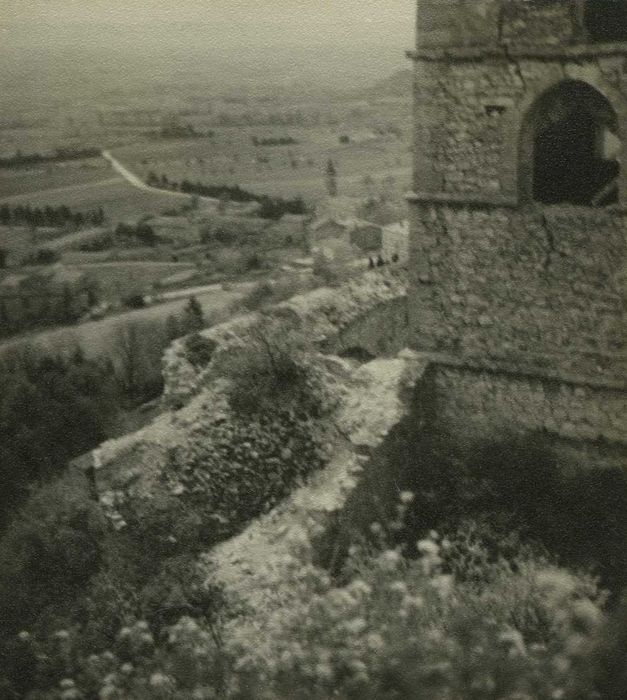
162, 270, 407, 409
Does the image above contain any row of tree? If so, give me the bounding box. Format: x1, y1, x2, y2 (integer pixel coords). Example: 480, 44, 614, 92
145, 173, 307, 219
251, 135, 297, 147
0, 147, 101, 169
0, 203, 106, 229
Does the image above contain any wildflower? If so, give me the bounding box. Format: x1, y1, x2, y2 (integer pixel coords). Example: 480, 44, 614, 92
366, 633, 384, 651
17, 631, 30, 642
99, 686, 118, 700
369, 522, 383, 536
315, 662, 333, 681
471, 674, 496, 692
552, 655, 571, 674
344, 617, 367, 635
388, 580, 407, 595
348, 659, 368, 675
60, 679, 76, 689
535, 568, 577, 602
571, 599, 603, 631
348, 579, 372, 597
498, 629, 526, 657
399, 491, 415, 504
417, 539, 439, 556
54, 629, 70, 640
150, 672, 173, 689
431, 574, 453, 598
402, 594, 424, 610
377, 549, 401, 571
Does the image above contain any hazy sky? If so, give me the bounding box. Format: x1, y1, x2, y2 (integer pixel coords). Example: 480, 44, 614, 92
4, 1, 415, 49
2, 1, 416, 98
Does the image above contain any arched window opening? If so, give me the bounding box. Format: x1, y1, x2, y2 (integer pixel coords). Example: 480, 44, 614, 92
584, 0, 627, 43
525, 80, 620, 206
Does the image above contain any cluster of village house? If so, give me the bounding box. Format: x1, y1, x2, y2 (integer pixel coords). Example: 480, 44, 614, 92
309, 216, 409, 271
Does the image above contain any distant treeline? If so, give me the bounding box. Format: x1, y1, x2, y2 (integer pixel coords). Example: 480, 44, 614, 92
146, 172, 307, 219
252, 135, 298, 147
0, 203, 105, 229
0, 147, 101, 169
153, 124, 215, 140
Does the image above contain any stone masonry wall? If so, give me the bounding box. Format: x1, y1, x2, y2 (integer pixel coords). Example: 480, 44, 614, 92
416, 1, 579, 51
408, 203, 626, 384
413, 54, 627, 200
426, 363, 627, 465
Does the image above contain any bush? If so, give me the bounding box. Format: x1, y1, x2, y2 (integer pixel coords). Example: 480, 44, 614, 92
184, 333, 216, 368
123, 293, 145, 309
0, 479, 107, 637
228, 504, 607, 700
224, 316, 324, 416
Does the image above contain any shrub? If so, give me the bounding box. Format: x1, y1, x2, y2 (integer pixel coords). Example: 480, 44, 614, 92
184, 333, 216, 368
0, 478, 107, 637
228, 505, 606, 700
223, 316, 324, 416
123, 293, 145, 309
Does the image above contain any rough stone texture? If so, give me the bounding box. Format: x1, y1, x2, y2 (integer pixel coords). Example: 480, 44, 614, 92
409, 0, 626, 454
198, 350, 428, 659
412, 54, 627, 200
416, 1, 583, 51
428, 363, 627, 447
409, 203, 626, 383
162, 270, 408, 408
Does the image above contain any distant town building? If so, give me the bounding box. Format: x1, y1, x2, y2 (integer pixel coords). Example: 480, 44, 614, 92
308, 217, 382, 253
381, 220, 409, 263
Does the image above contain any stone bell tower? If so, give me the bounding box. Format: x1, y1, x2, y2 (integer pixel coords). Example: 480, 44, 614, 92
407, 0, 626, 451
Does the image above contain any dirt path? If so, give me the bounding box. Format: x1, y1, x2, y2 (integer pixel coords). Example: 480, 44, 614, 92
102, 150, 218, 204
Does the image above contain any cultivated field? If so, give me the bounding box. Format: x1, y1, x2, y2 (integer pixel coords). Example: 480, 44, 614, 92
73, 260, 197, 300
109, 123, 412, 203
0, 177, 189, 224
0, 158, 112, 199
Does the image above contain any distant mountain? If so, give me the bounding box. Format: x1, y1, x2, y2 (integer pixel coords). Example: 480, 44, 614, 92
366, 68, 412, 98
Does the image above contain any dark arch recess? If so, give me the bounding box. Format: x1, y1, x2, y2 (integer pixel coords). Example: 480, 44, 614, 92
519, 80, 620, 206
584, 0, 627, 43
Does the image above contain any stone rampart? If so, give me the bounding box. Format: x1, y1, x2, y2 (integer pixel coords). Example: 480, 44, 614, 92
409, 203, 626, 385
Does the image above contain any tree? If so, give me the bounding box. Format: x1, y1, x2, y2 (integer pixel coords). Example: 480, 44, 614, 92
325, 158, 338, 197
181, 295, 204, 334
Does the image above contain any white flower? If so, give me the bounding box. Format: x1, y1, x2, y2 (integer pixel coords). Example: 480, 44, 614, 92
377, 549, 401, 571
369, 522, 383, 535
399, 491, 415, 504
367, 633, 384, 651
149, 672, 173, 688
417, 539, 439, 556
388, 581, 407, 595
343, 617, 367, 635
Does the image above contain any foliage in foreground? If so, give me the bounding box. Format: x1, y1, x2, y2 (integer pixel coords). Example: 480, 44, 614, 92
231, 525, 606, 699
3, 503, 624, 700
0, 347, 119, 524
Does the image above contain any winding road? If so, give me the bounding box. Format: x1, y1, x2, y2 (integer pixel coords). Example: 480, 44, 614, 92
101, 150, 218, 205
